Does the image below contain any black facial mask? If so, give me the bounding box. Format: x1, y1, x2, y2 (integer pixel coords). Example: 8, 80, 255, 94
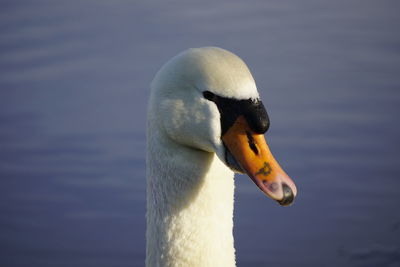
203, 91, 270, 135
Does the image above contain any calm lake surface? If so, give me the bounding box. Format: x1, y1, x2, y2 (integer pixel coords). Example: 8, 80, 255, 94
1, 1, 400, 266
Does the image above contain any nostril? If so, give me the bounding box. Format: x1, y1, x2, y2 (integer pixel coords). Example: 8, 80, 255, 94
277, 183, 294, 206
246, 131, 259, 155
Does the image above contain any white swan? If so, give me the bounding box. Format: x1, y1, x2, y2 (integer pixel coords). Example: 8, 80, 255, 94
146, 47, 297, 267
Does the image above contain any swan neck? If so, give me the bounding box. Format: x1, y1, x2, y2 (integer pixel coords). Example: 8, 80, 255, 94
146, 136, 236, 266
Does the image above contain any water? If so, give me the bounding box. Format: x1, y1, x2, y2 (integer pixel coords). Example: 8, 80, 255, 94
1, 0, 400, 266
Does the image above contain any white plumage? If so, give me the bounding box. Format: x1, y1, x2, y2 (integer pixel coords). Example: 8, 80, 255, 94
146, 47, 276, 266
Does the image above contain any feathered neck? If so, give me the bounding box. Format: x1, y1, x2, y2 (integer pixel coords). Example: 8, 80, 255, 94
146, 132, 236, 266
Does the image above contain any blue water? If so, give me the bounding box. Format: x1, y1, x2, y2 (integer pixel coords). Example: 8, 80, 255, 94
1, 1, 400, 266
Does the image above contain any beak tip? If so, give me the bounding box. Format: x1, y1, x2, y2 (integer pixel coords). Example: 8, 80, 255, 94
276, 183, 295, 206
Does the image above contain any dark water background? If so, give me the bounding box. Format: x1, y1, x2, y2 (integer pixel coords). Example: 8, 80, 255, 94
1, 1, 400, 266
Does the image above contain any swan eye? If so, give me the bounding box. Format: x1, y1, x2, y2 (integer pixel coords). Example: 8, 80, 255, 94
203, 91, 216, 102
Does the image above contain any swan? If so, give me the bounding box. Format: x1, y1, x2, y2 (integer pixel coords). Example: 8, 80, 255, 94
146, 47, 297, 267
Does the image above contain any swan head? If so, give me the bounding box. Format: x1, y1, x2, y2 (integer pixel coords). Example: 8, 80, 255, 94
149, 47, 297, 206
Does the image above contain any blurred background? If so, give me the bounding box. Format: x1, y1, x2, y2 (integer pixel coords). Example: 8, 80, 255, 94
1, 0, 400, 266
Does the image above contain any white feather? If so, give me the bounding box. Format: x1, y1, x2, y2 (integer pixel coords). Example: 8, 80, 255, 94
146, 47, 260, 267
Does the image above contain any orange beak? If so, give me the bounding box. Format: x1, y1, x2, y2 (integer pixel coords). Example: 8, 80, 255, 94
222, 116, 297, 206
